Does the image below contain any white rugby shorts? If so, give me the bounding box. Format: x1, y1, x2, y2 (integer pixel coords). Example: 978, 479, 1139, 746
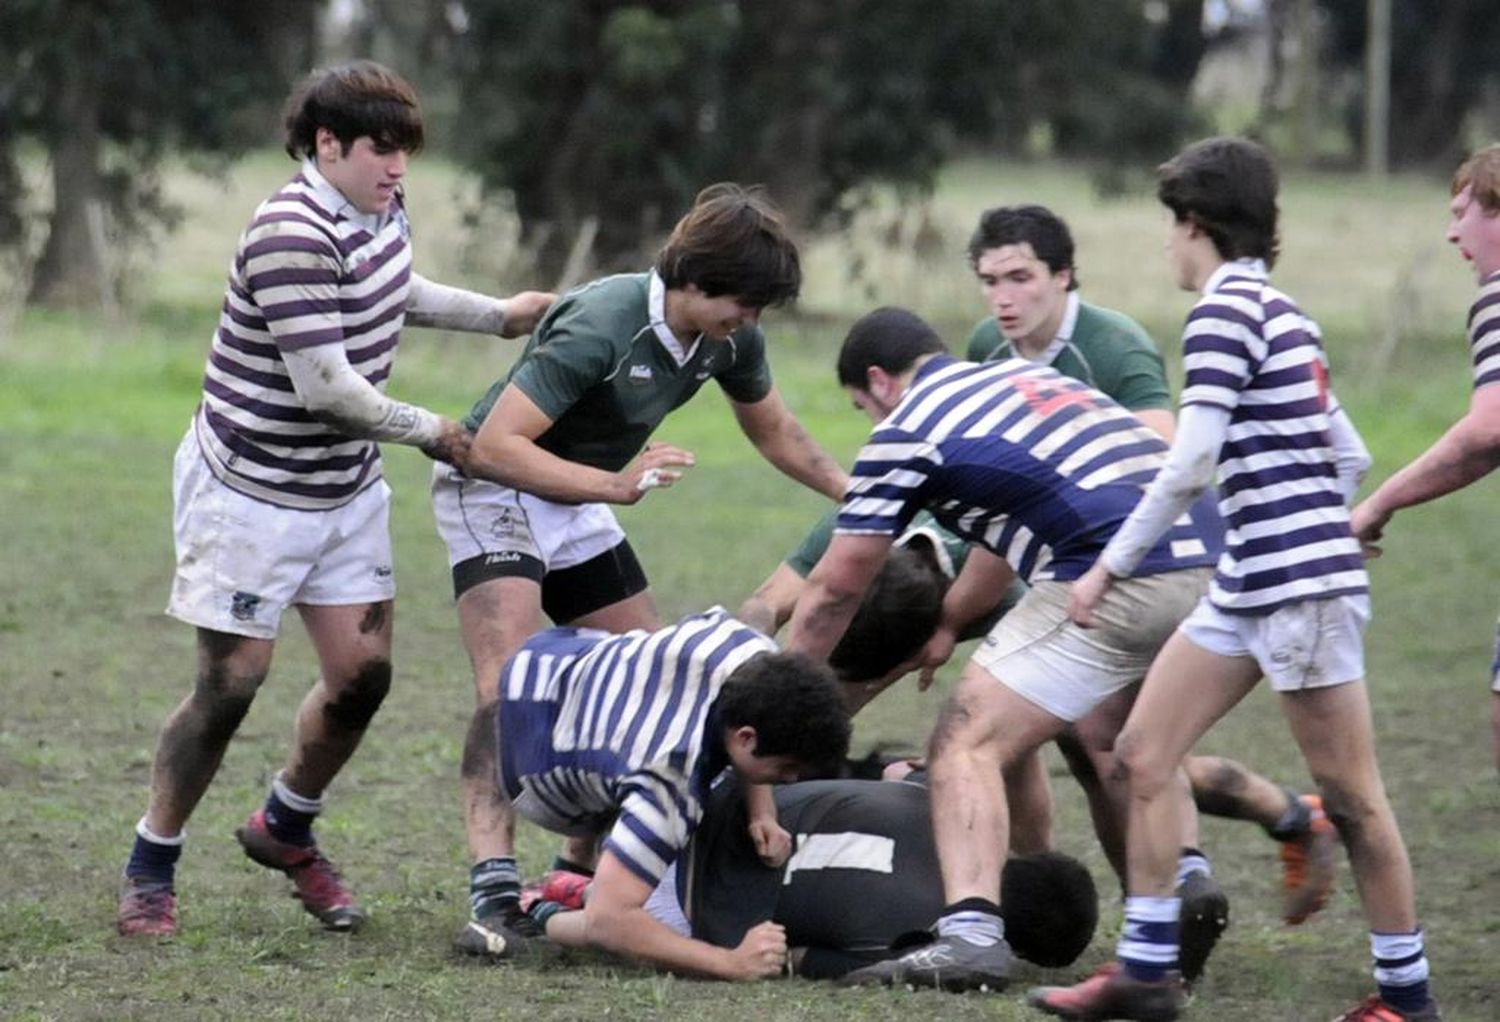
1180, 593, 1370, 691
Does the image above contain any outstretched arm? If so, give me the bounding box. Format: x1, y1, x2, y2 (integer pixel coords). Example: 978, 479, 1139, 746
785, 532, 892, 665
1352, 386, 1500, 547
406, 274, 555, 337
732, 388, 849, 501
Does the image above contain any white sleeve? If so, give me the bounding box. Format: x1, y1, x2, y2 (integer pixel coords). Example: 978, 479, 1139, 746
1327, 405, 1372, 504
1100, 403, 1229, 577
405, 272, 508, 334
282, 343, 444, 447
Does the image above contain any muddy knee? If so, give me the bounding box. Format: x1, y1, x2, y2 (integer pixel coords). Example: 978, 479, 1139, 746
323, 659, 392, 731
461, 701, 499, 781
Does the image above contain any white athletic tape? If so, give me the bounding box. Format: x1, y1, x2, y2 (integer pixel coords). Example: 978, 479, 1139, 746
637, 468, 665, 491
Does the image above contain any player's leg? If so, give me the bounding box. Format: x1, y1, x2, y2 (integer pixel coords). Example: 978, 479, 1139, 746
1004, 746, 1055, 856
1185, 753, 1336, 924
1056, 686, 1134, 885
1282, 681, 1436, 1019
231, 600, 393, 931
1031, 630, 1258, 1020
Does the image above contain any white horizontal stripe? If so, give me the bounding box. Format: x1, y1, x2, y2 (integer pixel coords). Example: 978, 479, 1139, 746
782, 831, 894, 885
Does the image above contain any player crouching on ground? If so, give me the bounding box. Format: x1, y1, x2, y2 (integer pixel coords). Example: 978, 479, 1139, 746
465, 607, 851, 979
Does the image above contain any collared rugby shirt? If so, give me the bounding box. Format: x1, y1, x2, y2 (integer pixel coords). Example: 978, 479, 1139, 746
1180, 259, 1367, 613
192, 161, 412, 510
1469, 270, 1500, 391
498, 607, 774, 887
837, 356, 1218, 582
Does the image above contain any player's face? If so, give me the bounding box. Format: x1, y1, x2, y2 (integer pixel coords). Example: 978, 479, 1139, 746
846, 385, 893, 423
974, 243, 1070, 348
1447, 185, 1500, 280
680, 286, 762, 341
1164, 216, 1200, 291
316, 131, 408, 216
733, 750, 806, 786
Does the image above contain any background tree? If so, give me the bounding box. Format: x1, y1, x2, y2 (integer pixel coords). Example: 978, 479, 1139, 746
0, 0, 319, 309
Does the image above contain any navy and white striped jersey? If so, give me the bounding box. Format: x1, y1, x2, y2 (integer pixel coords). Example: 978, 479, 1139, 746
497, 608, 775, 887
193, 161, 413, 510
1468, 271, 1500, 391
1180, 260, 1367, 613
837, 355, 1218, 582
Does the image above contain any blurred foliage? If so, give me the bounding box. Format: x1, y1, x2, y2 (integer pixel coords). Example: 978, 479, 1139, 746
0, 0, 318, 307
450, 0, 1208, 275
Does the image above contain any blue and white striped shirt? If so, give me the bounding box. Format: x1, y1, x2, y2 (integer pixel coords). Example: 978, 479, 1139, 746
837, 356, 1218, 582
497, 608, 775, 887
1468, 271, 1500, 391
1180, 259, 1367, 613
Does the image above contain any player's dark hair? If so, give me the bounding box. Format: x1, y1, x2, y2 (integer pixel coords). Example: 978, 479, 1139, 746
1157, 136, 1280, 267
1453, 144, 1500, 213
655, 183, 802, 309
967, 204, 1079, 290
717, 652, 851, 776
836, 306, 949, 389
1000, 851, 1098, 968
283, 60, 424, 160
829, 544, 948, 683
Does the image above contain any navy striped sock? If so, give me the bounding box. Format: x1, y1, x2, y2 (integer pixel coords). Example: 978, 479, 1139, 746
263, 775, 321, 847
1118, 896, 1180, 982
125, 819, 183, 886
471, 857, 521, 919
1372, 930, 1431, 1013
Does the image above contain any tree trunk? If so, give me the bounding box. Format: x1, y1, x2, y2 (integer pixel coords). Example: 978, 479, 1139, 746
28, 64, 107, 309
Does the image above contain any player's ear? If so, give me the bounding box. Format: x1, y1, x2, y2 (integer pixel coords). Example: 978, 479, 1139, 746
729, 724, 759, 757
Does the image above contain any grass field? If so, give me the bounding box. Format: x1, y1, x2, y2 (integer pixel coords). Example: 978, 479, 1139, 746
1, 155, 1497, 1021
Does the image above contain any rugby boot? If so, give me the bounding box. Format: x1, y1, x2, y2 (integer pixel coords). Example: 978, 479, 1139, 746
454, 901, 546, 959
1176, 872, 1229, 983
1331, 995, 1443, 1021
235, 809, 364, 931
1029, 960, 1186, 1021
841, 932, 1010, 992
1281, 794, 1339, 925
116, 876, 178, 937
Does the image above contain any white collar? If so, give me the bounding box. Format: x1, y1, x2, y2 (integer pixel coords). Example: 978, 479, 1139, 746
301, 158, 387, 233
1202, 257, 1268, 294
648, 270, 699, 367
1008, 290, 1080, 364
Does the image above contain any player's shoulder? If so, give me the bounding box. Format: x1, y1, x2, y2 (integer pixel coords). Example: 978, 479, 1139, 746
1074, 301, 1158, 352
538, 273, 650, 346
965, 317, 1005, 362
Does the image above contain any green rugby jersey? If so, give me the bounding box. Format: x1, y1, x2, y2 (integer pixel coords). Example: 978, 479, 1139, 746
964, 297, 1171, 413
463, 272, 773, 471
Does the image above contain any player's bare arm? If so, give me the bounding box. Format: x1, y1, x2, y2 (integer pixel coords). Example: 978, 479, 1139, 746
731, 388, 849, 500
583, 850, 787, 980
736, 562, 808, 636
917, 547, 1016, 689
467, 384, 695, 504
786, 532, 891, 666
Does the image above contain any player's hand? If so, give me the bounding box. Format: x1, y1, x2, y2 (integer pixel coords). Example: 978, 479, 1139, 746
1349, 499, 1388, 560
615, 442, 696, 504
748, 816, 792, 868
421, 417, 472, 469
914, 625, 958, 691
499, 291, 557, 337
1068, 562, 1114, 628
727, 920, 788, 980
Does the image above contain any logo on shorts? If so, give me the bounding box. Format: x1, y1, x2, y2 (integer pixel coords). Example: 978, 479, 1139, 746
628, 364, 653, 383
488, 508, 519, 540
230, 591, 263, 621
483, 552, 523, 565
373, 565, 393, 580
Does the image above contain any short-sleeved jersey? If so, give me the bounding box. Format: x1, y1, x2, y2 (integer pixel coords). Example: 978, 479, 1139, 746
837, 356, 1219, 582
462, 272, 773, 471
682, 779, 943, 960
497, 607, 775, 887
193, 162, 413, 510
965, 297, 1172, 414
1179, 260, 1367, 613
1468, 271, 1500, 391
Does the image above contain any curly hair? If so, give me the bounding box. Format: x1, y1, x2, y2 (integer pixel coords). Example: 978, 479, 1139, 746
828, 544, 948, 683
1157, 136, 1280, 268
1454, 144, 1500, 213
1001, 851, 1099, 968
967, 204, 1080, 290
715, 652, 851, 776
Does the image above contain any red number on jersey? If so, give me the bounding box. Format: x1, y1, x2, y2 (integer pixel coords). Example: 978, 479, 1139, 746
1011, 373, 1099, 417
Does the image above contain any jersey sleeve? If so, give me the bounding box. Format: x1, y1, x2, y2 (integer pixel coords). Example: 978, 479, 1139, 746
1468, 275, 1500, 391
506, 308, 620, 422
787, 509, 838, 576
713, 327, 774, 404
603, 772, 696, 888
835, 426, 940, 538
1101, 346, 1173, 412
1178, 292, 1264, 411
965, 319, 1005, 363
240, 216, 345, 352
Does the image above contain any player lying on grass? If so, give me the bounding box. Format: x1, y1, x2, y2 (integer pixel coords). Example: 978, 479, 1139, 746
523, 778, 1100, 982
464, 606, 850, 979
744, 511, 1337, 930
